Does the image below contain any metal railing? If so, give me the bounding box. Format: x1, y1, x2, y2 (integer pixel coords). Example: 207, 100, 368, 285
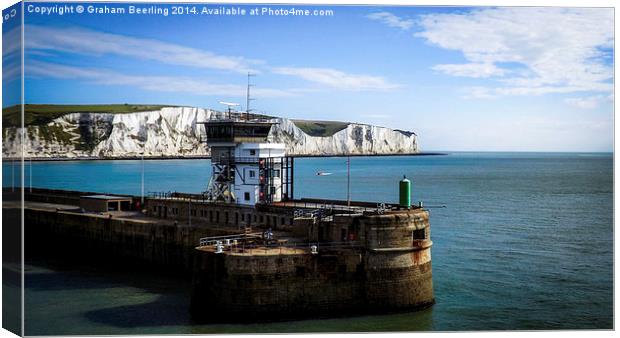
211, 156, 262, 165
198, 232, 263, 247
200, 238, 363, 255
148, 191, 213, 203
198, 115, 273, 123
280, 200, 397, 216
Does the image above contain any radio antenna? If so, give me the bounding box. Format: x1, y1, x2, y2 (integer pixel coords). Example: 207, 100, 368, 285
246, 72, 256, 120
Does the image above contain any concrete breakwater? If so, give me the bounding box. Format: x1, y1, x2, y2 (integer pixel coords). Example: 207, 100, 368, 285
20, 189, 237, 271
16, 188, 434, 321
190, 212, 434, 321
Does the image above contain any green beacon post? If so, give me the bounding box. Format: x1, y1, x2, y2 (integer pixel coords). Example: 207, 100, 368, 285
399, 175, 411, 209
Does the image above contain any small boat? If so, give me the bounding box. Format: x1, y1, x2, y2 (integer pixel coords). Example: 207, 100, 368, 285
316, 170, 332, 176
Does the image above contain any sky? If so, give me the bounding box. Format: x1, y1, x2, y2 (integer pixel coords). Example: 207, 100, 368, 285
2, 3, 615, 152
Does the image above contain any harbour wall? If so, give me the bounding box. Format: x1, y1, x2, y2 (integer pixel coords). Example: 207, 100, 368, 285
18, 189, 434, 321
145, 198, 296, 230
22, 206, 236, 272
190, 211, 434, 321
20, 189, 297, 271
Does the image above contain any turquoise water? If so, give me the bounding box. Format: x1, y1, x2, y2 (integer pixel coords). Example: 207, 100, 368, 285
7, 152, 613, 333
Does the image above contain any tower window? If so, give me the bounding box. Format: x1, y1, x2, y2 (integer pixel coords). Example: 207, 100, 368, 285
244, 192, 250, 201
413, 229, 426, 240
250, 149, 256, 155
249, 170, 255, 178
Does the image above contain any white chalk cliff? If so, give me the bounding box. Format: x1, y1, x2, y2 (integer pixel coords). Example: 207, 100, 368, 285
3, 107, 419, 158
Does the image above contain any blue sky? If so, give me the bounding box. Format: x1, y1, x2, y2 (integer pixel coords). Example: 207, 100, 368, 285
2, 3, 614, 152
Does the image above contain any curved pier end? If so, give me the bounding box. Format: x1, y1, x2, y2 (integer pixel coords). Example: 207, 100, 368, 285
190, 208, 434, 322
361, 210, 434, 312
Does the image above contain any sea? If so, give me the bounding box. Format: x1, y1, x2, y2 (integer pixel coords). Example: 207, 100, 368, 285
3, 152, 614, 334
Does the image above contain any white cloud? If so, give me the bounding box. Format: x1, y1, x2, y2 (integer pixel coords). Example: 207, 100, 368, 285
564, 95, 612, 109
23, 25, 399, 93
272, 67, 399, 91
361, 113, 390, 119
464, 82, 614, 99
3, 26, 21, 59
367, 12, 413, 30
415, 7, 613, 97
25, 25, 256, 74
3, 27, 23, 84
2, 63, 21, 83
432, 63, 506, 78
26, 61, 294, 98
461, 86, 496, 99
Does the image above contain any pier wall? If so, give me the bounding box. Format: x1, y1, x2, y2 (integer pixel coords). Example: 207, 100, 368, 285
190, 209, 434, 321
190, 249, 366, 321
18, 189, 434, 321
146, 199, 296, 230
24, 208, 236, 271
23, 196, 300, 272
25, 188, 120, 207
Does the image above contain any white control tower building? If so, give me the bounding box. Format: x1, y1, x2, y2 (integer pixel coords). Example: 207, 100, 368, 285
200, 118, 294, 206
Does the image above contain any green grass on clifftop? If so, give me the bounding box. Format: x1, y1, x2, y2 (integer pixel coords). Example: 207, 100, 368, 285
292, 120, 349, 137
2, 104, 172, 127
2, 105, 376, 139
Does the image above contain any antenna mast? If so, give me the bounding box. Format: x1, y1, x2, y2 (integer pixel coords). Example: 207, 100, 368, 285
246, 72, 255, 120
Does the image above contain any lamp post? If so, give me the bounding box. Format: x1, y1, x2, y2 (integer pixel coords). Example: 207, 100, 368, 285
346, 155, 351, 207
139, 138, 146, 206
11, 152, 15, 192
29, 155, 32, 193
141, 151, 145, 205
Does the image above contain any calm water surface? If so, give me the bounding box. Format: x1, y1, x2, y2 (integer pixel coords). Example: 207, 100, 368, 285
6, 152, 613, 334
